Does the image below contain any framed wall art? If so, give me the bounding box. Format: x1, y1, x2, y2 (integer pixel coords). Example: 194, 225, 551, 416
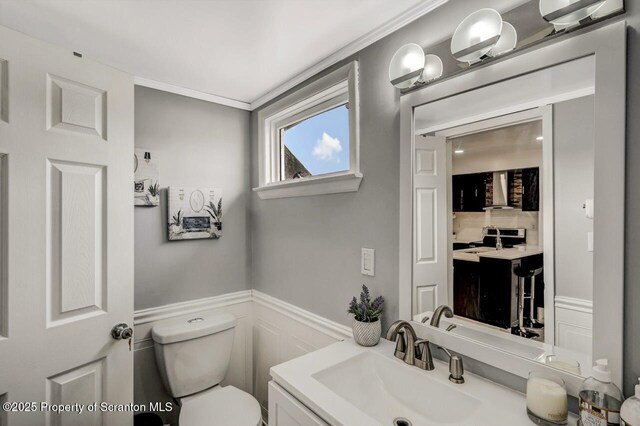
168, 187, 222, 240
134, 148, 160, 206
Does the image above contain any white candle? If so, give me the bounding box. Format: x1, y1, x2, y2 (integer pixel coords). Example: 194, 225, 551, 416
527, 375, 568, 423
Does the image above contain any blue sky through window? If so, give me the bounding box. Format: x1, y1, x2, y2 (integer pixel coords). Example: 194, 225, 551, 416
282, 104, 349, 176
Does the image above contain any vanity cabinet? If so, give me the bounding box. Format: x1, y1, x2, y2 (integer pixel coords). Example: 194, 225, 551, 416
452, 173, 488, 212
453, 259, 481, 321
269, 381, 329, 426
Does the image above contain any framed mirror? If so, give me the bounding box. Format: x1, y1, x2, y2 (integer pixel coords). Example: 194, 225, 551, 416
399, 19, 626, 394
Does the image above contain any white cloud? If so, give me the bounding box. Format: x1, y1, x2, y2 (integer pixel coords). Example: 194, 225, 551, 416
312, 132, 342, 161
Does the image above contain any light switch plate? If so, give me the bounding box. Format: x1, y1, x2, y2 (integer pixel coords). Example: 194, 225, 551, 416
361, 248, 375, 276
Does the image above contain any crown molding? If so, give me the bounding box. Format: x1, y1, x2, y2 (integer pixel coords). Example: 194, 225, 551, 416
133, 0, 447, 111
134, 76, 252, 111
249, 0, 449, 110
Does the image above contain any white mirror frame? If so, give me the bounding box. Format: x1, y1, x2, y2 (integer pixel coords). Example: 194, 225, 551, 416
399, 19, 626, 395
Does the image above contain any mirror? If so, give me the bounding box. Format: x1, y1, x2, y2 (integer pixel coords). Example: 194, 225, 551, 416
399, 21, 625, 387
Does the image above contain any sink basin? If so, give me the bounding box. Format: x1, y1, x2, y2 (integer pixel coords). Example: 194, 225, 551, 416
458, 246, 495, 254
269, 339, 563, 425
313, 351, 480, 424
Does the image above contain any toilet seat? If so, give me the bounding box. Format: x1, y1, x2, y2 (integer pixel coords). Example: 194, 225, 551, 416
179, 385, 262, 426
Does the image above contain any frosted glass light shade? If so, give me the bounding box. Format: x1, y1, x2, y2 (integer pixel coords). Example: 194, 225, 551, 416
389, 43, 426, 89
489, 22, 517, 57
451, 8, 503, 63
540, 0, 607, 25
420, 54, 443, 83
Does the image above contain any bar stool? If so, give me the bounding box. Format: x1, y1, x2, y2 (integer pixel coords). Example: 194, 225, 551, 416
512, 266, 544, 338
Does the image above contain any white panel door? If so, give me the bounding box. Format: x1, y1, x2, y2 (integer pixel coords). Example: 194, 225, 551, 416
413, 136, 447, 316
0, 25, 134, 425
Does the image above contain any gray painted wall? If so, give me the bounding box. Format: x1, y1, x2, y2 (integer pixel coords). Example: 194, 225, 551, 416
251, 2, 640, 396
134, 86, 251, 310
554, 95, 594, 301
250, 0, 523, 330
624, 0, 640, 397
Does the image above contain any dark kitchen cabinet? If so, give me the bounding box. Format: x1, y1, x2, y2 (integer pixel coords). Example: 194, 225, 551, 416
479, 258, 518, 329
522, 167, 540, 211
452, 173, 487, 212
478, 254, 544, 329
453, 259, 481, 321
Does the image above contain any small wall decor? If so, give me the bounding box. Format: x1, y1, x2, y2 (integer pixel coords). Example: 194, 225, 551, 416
134, 148, 159, 206
168, 187, 222, 240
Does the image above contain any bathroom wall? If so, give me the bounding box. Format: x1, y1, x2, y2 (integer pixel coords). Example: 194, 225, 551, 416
134, 86, 251, 310
553, 95, 594, 302
624, 0, 640, 397
250, 0, 525, 330
250, 1, 640, 396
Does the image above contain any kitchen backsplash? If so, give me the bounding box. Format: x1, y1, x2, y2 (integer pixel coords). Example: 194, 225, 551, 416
453, 210, 540, 246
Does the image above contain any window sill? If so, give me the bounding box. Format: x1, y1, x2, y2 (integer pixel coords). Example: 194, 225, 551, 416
253, 172, 363, 200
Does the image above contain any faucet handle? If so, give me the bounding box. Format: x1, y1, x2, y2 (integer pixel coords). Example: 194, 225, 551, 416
393, 329, 406, 360
414, 339, 434, 371
438, 346, 465, 384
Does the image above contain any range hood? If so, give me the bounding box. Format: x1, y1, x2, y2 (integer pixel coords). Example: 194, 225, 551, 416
483, 171, 514, 210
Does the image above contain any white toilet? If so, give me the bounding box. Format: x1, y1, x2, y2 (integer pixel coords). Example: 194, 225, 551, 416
152, 312, 261, 426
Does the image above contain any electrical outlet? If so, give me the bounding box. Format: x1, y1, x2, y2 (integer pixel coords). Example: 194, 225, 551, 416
361, 248, 375, 276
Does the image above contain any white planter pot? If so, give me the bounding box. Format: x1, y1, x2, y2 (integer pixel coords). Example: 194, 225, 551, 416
352, 318, 381, 347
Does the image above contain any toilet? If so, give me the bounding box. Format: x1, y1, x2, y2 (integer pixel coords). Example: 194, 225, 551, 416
152, 312, 262, 426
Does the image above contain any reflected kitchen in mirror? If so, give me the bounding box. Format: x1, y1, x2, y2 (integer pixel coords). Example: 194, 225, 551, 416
412, 94, 595, 378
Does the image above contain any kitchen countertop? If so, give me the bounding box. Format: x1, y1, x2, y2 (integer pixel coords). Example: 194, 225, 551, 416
453, 246, 543, 262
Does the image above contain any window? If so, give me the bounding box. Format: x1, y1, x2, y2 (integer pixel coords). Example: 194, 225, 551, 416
255, 61, 361, 199
280, 104, 350, 181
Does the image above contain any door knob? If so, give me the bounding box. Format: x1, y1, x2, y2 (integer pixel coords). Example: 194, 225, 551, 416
111, 323, 133, 340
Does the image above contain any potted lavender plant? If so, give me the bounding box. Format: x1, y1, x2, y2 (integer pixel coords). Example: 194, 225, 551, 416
348, 285, 384, 346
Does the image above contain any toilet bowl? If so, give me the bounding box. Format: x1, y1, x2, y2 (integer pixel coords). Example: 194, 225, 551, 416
151, 312, 261, 426
178, 385, 261, 426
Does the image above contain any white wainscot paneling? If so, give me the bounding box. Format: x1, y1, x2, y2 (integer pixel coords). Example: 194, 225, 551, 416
133, 291, 253, 426
252, 291, 351, 421
133, 290, 350, 425
554, 296, 593, 355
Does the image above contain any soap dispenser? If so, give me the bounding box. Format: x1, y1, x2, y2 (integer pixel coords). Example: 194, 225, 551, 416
621, 378, 640, 425
579, 359, 624, 426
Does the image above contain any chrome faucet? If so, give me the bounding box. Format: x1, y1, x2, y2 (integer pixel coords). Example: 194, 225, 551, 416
385, 320, 417, 365
485, 225, 503, 250
414, 339, 434, 370
429, 305, 453, 328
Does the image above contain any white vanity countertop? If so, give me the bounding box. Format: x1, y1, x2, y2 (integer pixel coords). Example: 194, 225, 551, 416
270, 338, 577, 426
453, 246, 543, 262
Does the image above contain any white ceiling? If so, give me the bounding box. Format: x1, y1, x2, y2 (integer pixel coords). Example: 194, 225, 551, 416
0, 0, 445, 108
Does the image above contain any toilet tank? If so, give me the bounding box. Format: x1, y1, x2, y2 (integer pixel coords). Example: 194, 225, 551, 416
151, 312, 237, 398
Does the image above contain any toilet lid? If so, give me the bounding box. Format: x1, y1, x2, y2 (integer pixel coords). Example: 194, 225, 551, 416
179, 386, 261, 426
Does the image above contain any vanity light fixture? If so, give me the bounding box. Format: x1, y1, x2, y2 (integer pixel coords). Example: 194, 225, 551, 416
454, 149, 465, 154
451, 8, 503, 64
420, 54, 444, 83
536, 136, 544, 141
539, 0, 607, 26
389, 43, 426, 89
488, 22, 517, 57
